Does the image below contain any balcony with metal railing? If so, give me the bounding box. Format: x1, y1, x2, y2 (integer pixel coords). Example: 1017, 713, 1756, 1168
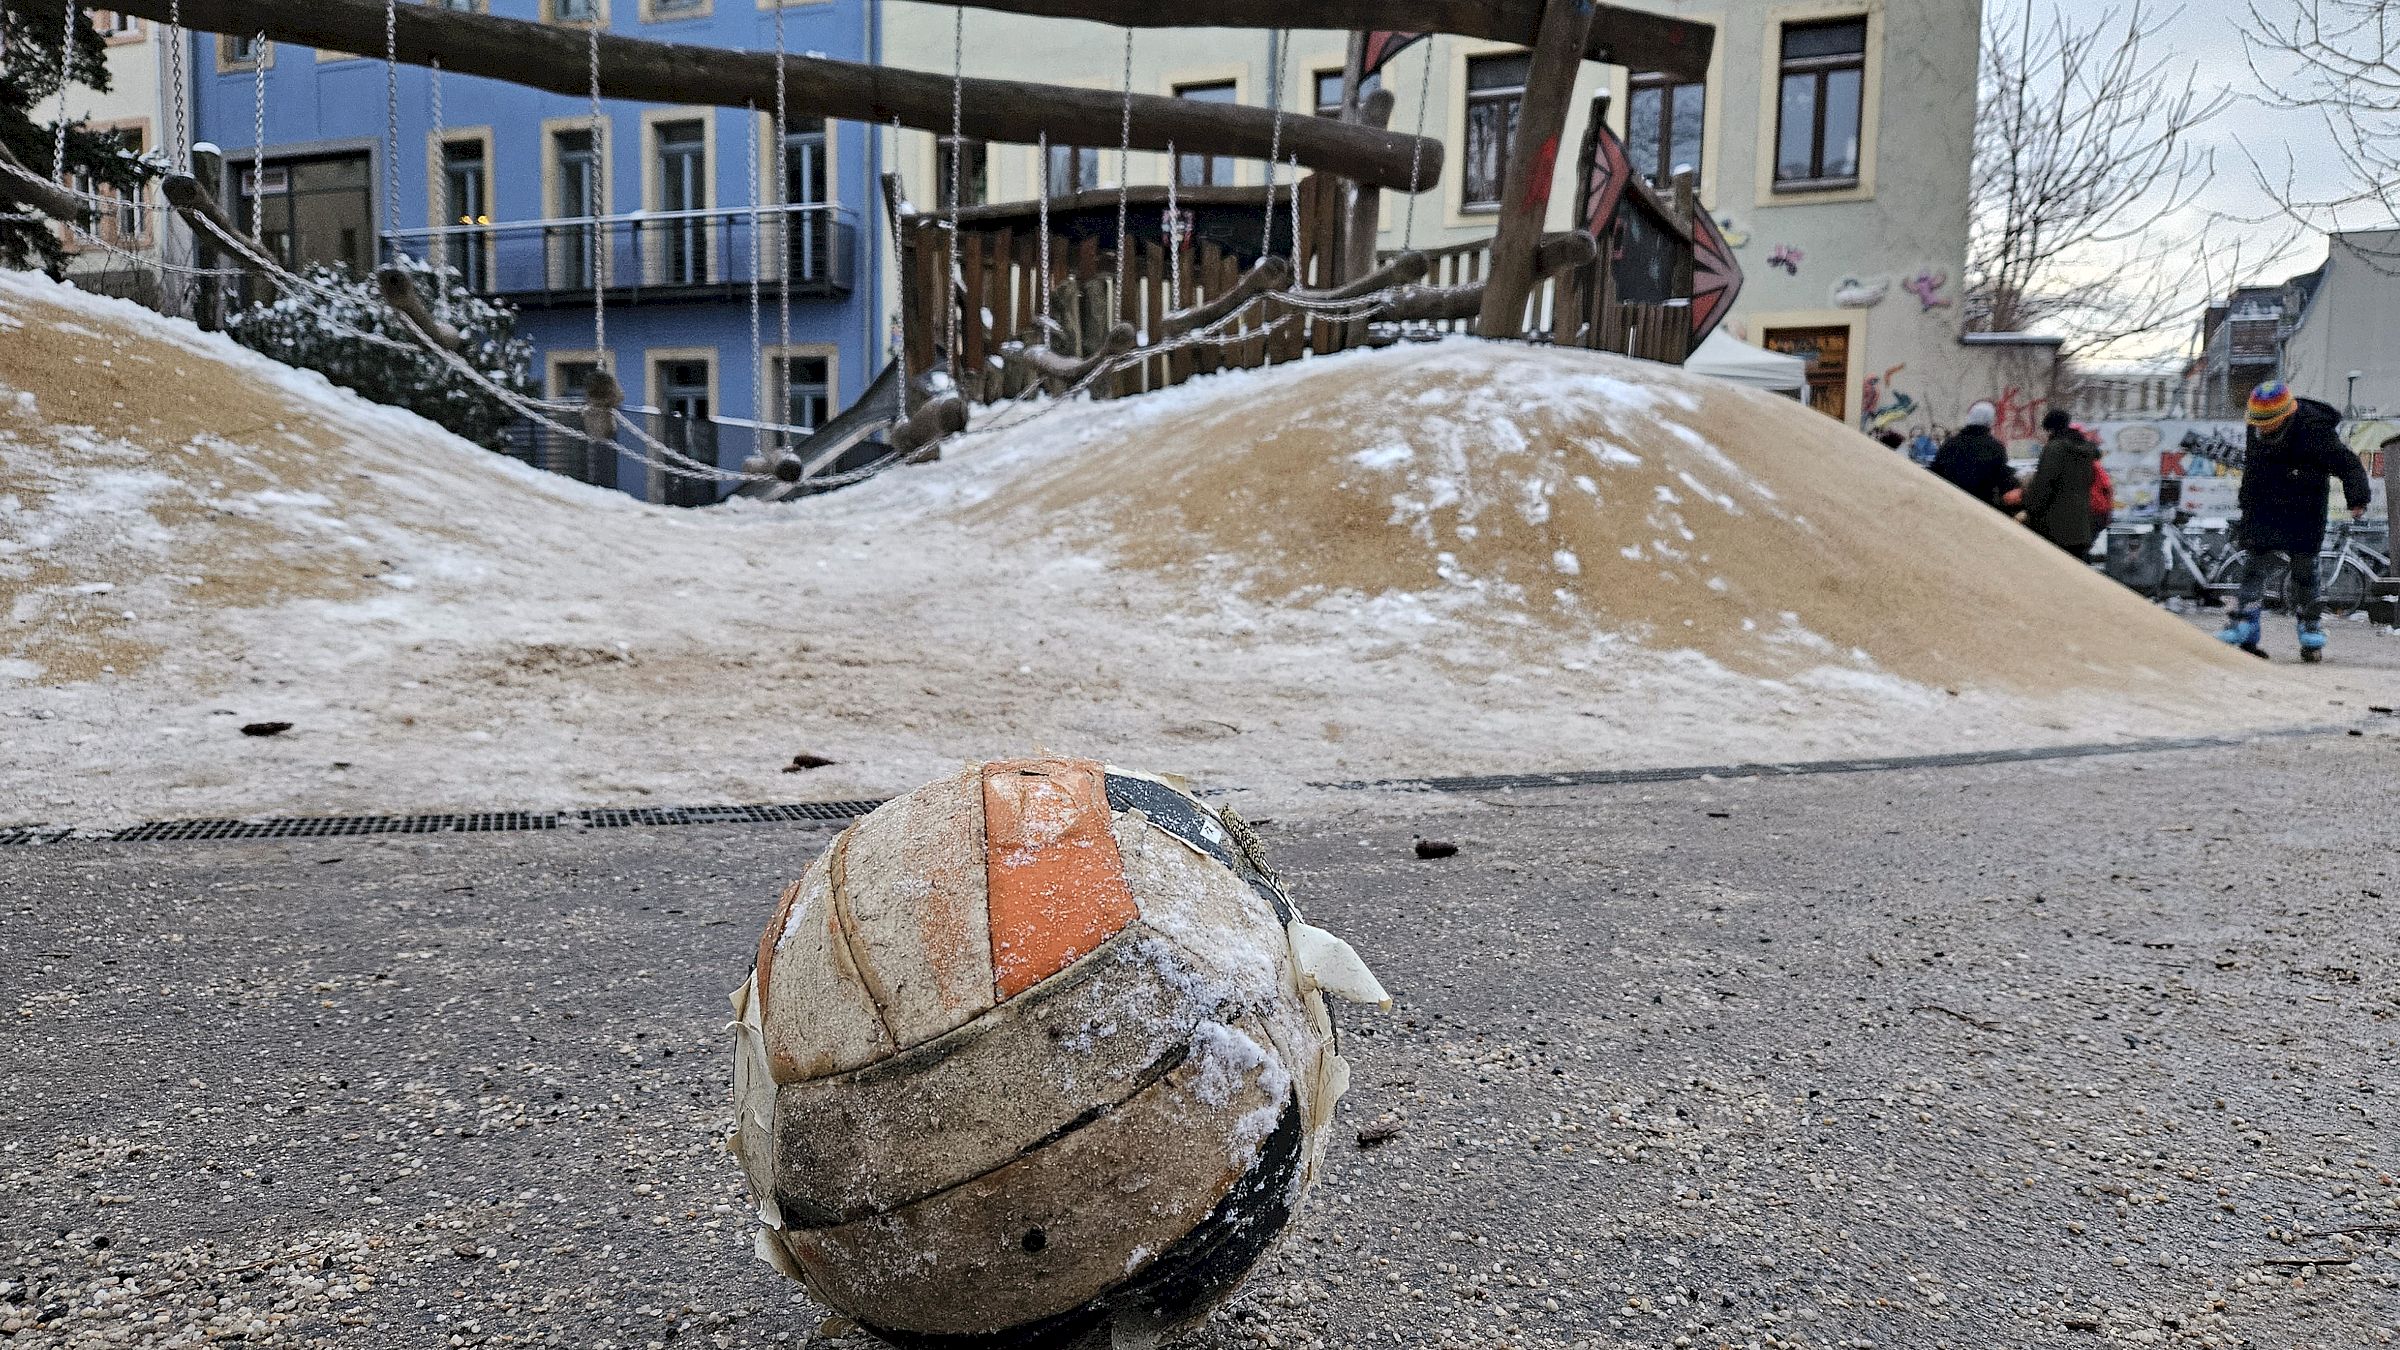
382, 202, 855, 309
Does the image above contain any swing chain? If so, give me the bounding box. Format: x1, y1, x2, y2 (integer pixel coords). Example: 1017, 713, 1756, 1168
251, 31, 267, 241
1114, 26, 1132, 324
586, 14, 607, 367
53, 0, 76, 182
1404, 38, 1432, 250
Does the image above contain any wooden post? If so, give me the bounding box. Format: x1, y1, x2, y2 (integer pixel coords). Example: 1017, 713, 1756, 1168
106, 0, 1444, 191
1476, 0, 1596, 339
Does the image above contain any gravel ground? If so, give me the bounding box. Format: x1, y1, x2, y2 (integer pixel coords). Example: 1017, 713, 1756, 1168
4, 728, 2399, 1349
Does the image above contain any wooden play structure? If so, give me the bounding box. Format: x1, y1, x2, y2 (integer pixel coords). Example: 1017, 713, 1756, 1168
17, 0, 1739, 501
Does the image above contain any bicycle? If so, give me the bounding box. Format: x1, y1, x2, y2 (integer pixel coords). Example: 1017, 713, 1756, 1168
2104, 514, 2237, 606
2205, 520, 2390, 616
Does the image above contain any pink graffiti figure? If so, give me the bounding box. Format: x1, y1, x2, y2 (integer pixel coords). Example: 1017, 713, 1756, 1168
1768, 244, 1803, 276
1904, 269, 1952, 311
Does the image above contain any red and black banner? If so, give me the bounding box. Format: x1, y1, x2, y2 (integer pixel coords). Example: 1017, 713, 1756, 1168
1360, 31, 1430, 77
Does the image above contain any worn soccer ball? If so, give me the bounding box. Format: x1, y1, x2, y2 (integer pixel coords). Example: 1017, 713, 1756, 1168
728, 757, 1386, 1348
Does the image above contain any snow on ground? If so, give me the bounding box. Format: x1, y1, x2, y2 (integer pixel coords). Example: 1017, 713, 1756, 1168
0, 271, 2382, 829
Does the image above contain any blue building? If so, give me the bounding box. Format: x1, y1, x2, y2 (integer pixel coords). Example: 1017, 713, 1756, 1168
193, 0, 884, 503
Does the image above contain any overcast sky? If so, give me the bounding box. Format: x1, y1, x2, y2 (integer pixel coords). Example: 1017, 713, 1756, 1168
1981, 0, 2367, 360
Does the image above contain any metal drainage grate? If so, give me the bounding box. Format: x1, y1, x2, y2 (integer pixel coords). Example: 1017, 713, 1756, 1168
1, 800, 886, 847
1314, 733, 2258, 794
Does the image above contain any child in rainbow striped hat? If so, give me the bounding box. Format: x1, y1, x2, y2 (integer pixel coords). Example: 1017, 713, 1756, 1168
2216, 380, 2372, 661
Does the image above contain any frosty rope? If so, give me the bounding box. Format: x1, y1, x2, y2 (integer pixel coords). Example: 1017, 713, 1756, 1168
886, 116, 908, 405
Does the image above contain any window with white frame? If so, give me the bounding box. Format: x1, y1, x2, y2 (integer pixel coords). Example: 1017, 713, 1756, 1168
1462, 53, 1528, 210
1174, 82, 1238, 187
775, 353, 830, 432
1628, 73, 1705, 190
1314, 68, 1380, 118
1774, 17, 1866, 190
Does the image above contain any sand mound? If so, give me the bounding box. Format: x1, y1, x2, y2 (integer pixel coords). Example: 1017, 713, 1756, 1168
991, 341, 2239, 693
0, 272, 2377, 827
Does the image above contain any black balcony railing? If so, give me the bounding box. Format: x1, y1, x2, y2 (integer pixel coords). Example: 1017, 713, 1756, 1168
384, 203, 855, 308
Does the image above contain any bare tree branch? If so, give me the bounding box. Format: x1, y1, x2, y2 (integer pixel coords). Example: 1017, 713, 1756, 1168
1967, 2, 2237, 358
2241, 0, 2400, 274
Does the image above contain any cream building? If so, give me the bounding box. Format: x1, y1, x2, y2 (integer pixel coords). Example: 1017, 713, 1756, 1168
878, 0, 1989, 431
2278, 229, 2400, 421
55, 8, 189, 310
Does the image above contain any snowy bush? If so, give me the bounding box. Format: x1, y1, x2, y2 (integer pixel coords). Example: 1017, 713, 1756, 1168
223, 256, 536, 450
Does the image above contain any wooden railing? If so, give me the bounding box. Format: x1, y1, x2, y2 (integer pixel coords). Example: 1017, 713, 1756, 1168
899, 164, 1705, 410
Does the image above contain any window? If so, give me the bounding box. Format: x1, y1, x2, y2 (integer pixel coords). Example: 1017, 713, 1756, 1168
1174, 82, 1237, 187
935, 136, 986, 210
432, 0, 483, 11
784, 119, 831, 280
549, 0, 601, 22
775, 353, 830, 433
94, 11, 141, 37
554, 358, 599, 401
642, 0, 707, 18
233, 153, 371, 275
440, 138, 490, 291
552, 127, 600, 288
655, 118, 708, 284
1463, 53, 1528, 211
1774, 18, 1865, 190
1313, 68, 1380, 119
1628, 74, 1704, 190
222, 32, 266, 67
1047, 142, 1100, 195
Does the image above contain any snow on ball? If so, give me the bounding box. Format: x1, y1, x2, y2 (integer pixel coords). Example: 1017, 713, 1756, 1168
727, 757, 1387, 1347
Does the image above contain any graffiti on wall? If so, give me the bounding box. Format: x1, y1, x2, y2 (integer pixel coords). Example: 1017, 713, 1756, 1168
1991, 386, 2048, 445
1831, 275, 1888, 308
1767, 244, 1803, 276
1903, 269, 1953, 311
1860, 364, 1916, 433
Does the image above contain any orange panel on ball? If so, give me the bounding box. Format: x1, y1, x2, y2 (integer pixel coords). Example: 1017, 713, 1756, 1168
980, 758, 1139, 1000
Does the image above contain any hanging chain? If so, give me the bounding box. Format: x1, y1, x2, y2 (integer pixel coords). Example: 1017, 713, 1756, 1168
1288, 152, 1301, 270
167, 0, 187, 172
888, 114, 907, 403
1404, 38, 1432, 250
1036, 132, 1050, 334
772, 0, 790, 364
1164, 140, 1179, 303
430, 58, 449, 316
1114, 27, 1133, 324
53, 0, 77, 182
250, 32, 266, 240
746, 101, 765, 431
383, 0, 400, 260
945, 4, 965, 385
586, 15, 607, 368
1262, 29, 1288, 257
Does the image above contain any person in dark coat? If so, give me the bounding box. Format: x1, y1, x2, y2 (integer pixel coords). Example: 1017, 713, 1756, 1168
2217, 380, 2372, 658
2018, 408, 2100, 555
1929, 401, 2017, 510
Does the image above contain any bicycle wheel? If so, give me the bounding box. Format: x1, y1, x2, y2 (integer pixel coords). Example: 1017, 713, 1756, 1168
2321, 557, 2371, 616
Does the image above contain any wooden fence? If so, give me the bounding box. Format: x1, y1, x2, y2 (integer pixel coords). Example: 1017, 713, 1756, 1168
900, 169, 1700, 411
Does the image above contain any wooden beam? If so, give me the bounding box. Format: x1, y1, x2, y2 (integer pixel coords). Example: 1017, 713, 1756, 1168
934, 0, 1715, 84
1476, 0, 1596, 339
0, 147, 85, 225
97, 0, 1439, 190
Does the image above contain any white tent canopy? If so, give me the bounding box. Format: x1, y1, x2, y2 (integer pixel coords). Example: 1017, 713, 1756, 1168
1682, 329, 1807, 393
